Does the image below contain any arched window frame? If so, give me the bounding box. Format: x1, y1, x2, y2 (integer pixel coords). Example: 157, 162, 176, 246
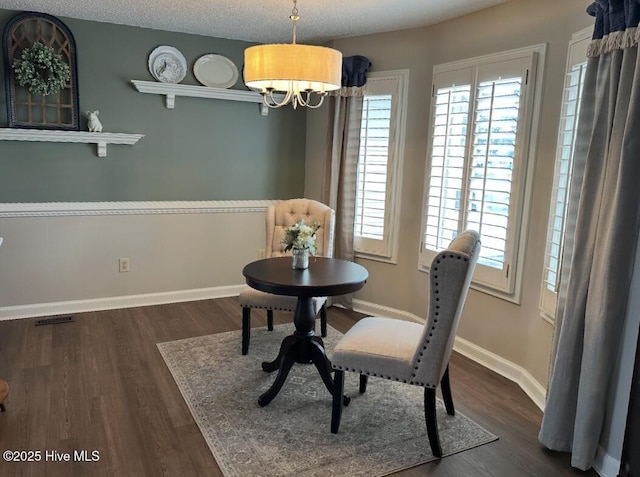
3, 11, 80, 130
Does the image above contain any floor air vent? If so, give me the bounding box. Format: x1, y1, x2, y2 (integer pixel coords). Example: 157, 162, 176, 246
35, 316, 74, 326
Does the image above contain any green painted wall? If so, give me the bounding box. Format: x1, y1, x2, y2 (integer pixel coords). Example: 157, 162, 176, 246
0, 10, 307, 202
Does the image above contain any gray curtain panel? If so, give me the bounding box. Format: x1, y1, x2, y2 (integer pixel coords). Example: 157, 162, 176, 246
539, 1, 640, 471
321, 56, 370, 309
322, 95, 361, 309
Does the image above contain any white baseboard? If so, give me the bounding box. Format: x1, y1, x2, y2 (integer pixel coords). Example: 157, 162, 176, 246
453, 335, 547, 411
352, 298, 547, 411
0, 285, 245, 321
351, 298, 423, 323
594, 445, 621, 477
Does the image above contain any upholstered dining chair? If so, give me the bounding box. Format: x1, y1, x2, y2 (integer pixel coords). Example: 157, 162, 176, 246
238, 198, 335, 355
330, 230, 480, 458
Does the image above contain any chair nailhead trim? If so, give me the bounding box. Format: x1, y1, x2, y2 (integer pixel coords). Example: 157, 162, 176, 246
329, 365, 415, 385
338, 244, 476, 389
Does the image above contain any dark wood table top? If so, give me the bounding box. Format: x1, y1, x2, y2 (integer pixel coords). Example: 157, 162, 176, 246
242, 257, 368, 298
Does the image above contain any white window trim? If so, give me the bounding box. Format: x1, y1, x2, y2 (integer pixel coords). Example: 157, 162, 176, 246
539, 27, 592, 323
354, 69, 409, 264
418, 44, 547, 304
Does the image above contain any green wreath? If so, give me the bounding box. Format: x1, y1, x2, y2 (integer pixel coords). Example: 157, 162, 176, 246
12, 42, 71, 96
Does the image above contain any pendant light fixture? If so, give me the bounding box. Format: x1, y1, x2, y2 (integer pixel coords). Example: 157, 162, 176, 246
243, 0, 342, 109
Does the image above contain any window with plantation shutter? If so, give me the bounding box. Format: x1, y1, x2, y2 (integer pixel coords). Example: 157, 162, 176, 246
420, 45, 545, 300
467, 76, 520, 271
355, 95, 391, 240
540, 28, 590, 320
424, 83, 471, 252
354, 70, 408, 261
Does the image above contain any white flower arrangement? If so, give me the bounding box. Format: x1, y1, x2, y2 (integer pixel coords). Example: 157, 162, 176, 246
12, 42, 71, 96
283, 220, 321, 254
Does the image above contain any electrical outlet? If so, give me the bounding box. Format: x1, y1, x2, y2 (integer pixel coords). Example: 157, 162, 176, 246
258, 249, 266, 259
118, 258, 130, 273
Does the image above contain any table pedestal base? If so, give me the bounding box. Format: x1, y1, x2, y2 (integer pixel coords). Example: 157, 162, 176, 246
259, 333, 335, 407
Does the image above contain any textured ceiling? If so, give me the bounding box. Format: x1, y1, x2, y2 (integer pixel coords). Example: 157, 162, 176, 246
0, 0, 512, 44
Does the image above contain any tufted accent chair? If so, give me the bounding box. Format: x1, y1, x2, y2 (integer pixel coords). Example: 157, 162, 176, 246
238, 198, 335, 355
330, 230, 480, 458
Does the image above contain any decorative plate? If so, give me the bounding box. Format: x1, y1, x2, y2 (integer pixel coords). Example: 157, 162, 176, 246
193, 54, 239, 88
148, 45, 187, 83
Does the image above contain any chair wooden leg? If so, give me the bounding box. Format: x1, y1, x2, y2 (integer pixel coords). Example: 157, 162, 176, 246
267, 309, 274, 331
320, 303, 327, 337
424, 387, 442, 458
242, 307, 251, 355
359, 374, 368, 394
440, 365, 455, 416
331, 369, 345, 434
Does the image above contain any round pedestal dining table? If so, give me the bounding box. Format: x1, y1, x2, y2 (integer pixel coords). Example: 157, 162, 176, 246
242, 256, 368, 406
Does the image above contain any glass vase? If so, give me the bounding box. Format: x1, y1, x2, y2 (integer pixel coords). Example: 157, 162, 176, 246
292, 248, 309, 270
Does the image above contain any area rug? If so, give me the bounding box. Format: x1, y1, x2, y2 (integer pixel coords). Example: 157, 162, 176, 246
157, 324, 498, 477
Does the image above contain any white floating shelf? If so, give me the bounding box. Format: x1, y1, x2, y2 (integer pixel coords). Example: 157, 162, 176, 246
131, 80, 282, 116
0, 128, 144, 157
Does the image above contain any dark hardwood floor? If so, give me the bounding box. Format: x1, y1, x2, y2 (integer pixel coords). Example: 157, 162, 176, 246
0, 297, 594, 476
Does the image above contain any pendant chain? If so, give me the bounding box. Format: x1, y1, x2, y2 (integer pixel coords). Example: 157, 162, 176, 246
290, 0, 300, 44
